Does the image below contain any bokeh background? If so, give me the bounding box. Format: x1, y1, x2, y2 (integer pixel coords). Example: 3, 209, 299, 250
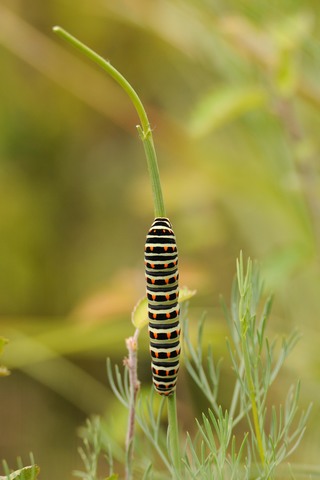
1, 0, 320, 478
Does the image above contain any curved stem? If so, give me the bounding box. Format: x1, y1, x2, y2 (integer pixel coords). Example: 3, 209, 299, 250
53, 26, 165, 217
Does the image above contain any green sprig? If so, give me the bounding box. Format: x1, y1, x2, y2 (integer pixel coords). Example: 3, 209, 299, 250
53, 26, 165, 218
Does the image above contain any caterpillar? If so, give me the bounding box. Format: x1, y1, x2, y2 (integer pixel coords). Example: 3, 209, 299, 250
144, 217, 180, 395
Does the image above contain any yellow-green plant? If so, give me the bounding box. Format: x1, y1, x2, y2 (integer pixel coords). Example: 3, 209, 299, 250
1, 455, 39, 480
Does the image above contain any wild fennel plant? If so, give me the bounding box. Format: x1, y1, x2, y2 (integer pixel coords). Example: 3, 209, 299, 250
182, 254, 311, 479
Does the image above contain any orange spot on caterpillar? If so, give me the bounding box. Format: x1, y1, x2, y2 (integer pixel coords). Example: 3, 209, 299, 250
151, 263, 155, 269
150, 246, 154, 251
165, 294, 170, 300
152, 294, 156, 300
164, 263, 168, 268
153, 332, 158, 339
166, 370, 169, 376
165, 278, 169, 284
167, 332, 172, 339
164, 246, 168, 252
167, 352, 171, 358
166, 313, 171, 319
151, 278, 155, 284
153, 313, 157, 319
155, 351, 159, 358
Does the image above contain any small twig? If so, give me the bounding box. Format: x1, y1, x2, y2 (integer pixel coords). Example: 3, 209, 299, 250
124, 328, 141, 480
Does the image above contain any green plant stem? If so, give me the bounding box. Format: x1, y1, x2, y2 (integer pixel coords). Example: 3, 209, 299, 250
241, 333, 265, 466
237, 256, 265, 467
52, 26, 165, 218
137, 126, 166, 217
167, 393, 181, 477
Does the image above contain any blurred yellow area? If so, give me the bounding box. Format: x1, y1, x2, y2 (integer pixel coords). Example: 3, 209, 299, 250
0, 0, 320, 478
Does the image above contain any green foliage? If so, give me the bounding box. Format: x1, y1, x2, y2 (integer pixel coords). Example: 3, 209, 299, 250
1, 456, 39, 480
182, 255, 311, 479
0, 468, 39, 480
182, 256, 310, 479
73, 417, 115, 480
79, 255, 311, 479
184, 408, 249, 480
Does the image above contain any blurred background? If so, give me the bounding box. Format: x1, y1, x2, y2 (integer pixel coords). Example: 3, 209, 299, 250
0, 0, 320, 478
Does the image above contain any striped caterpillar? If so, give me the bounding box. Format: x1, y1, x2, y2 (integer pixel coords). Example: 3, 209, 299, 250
144, 217, 180, 395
